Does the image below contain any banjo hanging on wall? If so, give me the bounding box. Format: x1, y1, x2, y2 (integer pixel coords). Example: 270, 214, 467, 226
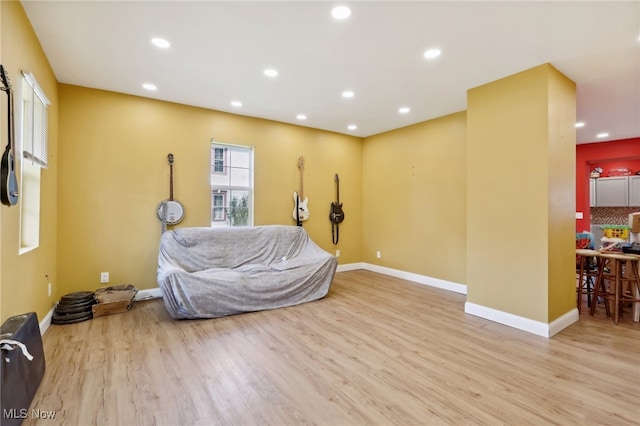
157, 153, 185, 227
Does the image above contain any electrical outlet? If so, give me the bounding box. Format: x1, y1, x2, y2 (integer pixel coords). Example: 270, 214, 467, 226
376, 251, 381, 259
336, 249, 340, 257
48, 282, 52, 296
100, 272, 109, 283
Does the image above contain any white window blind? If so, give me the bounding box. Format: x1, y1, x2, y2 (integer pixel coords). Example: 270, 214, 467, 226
22, 71, 49, 168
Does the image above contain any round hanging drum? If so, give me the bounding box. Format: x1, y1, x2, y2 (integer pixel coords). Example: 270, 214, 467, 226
157, 199, 184, 225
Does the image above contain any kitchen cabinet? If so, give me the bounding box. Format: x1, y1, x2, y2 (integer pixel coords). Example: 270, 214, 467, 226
630, 175, 640, 206
589, 178, 596, 207
595, 177, 629, 207
594, 175, 640, 207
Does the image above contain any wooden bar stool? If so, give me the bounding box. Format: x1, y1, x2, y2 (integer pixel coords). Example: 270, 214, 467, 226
591, 252, 640, 324
575, 249, 601, 313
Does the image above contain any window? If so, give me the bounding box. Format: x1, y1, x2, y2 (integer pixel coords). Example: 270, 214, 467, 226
213, 147, 225, 173
212, 192, 226, 221
19, 71, 49, 253
210, 142, 253, 227
21, 72, 48, 168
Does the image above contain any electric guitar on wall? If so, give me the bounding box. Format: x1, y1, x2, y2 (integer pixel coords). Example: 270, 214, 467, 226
157, 153, 185, 227
329, 173, 344, 224
329, 173, 344, 244
292, 156, 310, 224
0, 65, 19, 206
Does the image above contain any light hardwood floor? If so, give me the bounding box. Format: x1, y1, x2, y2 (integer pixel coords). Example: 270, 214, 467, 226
25, 270, 639, 425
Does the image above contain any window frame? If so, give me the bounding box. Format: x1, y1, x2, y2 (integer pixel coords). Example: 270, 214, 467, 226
21, 71, 49, 168
212, 147, 227, 174
18, 71, 49, 254
212, 191, 227, 222
210, 141, 254, 227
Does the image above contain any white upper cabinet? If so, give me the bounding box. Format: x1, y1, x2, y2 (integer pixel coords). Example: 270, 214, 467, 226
629, 175, 640, 206
594, 175, 640, 207
595, 177, 629, 207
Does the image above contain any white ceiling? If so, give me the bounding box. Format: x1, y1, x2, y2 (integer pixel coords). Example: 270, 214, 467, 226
21, 1, 640, 143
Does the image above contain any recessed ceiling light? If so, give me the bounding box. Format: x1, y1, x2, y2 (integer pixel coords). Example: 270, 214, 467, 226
231, 100, 242, 107
347, 124, 357, 131
332, 6, 351, 20
596, 132, 609, 138
296, 114, 307, 120
342, 90, 355, 98
264, 68, 278, 77
151, 37, 170, 48
424, 48, 441, 59
575, 122, 585, 128
142, 83, 157, 91
398, 107, 411, 114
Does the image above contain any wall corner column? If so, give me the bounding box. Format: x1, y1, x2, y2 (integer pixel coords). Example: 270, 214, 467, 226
465, 64, 577, 337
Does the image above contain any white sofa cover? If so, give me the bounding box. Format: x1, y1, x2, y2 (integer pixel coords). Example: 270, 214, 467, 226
157, 225, 337, 319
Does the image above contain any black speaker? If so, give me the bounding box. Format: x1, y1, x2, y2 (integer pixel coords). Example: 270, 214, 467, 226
1, 312, 46, 426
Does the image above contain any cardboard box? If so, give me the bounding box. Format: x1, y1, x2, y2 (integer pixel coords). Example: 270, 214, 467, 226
630, 213, 640, 233
92, 284, 138, 318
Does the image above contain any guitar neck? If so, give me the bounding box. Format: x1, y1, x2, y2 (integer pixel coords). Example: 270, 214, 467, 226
169, 163, 174, 201
1, 66, 15, 152
297, 157, 306, 200
299, 169, 304, 199
8, 87, 14, 154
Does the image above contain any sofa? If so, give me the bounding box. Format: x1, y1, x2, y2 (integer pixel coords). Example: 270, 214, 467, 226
157, 225, 337, 319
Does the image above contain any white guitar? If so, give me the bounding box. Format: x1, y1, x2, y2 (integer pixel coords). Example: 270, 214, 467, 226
292, 156, 310, 223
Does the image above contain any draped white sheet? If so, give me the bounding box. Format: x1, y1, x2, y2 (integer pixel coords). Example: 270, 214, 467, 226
157, 225, 337, 319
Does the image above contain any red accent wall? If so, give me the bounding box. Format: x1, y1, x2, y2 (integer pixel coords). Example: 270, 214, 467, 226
575, 137, 640, 232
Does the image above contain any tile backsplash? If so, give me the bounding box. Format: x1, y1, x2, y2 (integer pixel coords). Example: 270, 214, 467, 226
591, 207, 640, 225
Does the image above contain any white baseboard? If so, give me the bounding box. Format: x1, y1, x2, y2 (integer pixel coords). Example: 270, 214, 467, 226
39, 306, 54, 335
135, 288, 163, 301
464, 302, 579, 338
337, 262, 366, 272
548, 308, 580, 337
360, 263, 467, 295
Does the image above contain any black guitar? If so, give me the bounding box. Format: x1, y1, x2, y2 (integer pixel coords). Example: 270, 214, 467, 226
0, 65, 18, 206
329, 174, 344, 244
330, 173, 344, 224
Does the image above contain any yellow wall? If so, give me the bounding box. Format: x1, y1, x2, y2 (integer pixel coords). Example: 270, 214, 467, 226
3, 1, 577, 330
466, 64, 575, 322
57, 85, 362, 294
1, 0, 59, 323
362, 112, 467, 284
547, 68, 577, 321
